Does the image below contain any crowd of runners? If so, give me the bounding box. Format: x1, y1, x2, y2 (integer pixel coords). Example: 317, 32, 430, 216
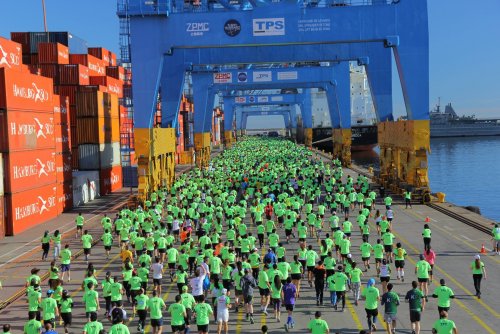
3, 137, 497, 334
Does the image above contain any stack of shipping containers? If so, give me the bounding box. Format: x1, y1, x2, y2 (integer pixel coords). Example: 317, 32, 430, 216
0, 33, 125, 237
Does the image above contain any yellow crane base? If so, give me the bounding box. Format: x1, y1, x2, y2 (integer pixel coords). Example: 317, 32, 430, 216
304, 128, 313, 147
224, 130, 234, 148
135, 128, 176, 202
333, 128, 352, 167
194, 132, 211, 169
378, 120, 431, 201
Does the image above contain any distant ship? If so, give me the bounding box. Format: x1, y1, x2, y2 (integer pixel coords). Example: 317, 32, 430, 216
430, 100, 500, 138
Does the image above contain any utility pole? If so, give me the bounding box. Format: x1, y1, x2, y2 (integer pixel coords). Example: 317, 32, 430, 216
42, 0, 48, 33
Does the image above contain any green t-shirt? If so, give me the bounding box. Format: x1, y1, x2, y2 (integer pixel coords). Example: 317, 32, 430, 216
110, 282, 123, 301
82, 234, 93, 249
382, 232, 395, 246
307, 318, 329, 334
194, 302, 213, 325
41, 297, 58, 320
382, 291, 400, 314
362, 286, 380, 310
416, 260, 431, 279
343, 221, 352, 233
168, 302, 186, 325
258, 271, 269, 289
24, 319, 42, 334
181, 292, 196, 309
290, 261, 303, 274
271, 282, 282, 299
109, 323, 130, 334
360, 243, 373, 258
76, 215, 84, 226
83, 321, 104, 334
327, 275, 336, 291
350, 268, 362, 283
83, 290, 99, 312
470, 261, 485, 275
27, 289, 41, 312
101, 233, 113, 246
61, 248, 71, 264
422, 228, 432, 238
406, 288, 424, 312
130, 276, 142, 290
433, 286, 454, 308
333, 272, 348, 291
394, 248, 407, 261
373, 244, 384, 259
60, 297, 73, 313
432, 319, 456, 334
148, 296, 166, 320
306, 250, 318, 267
135, 294, 149, 311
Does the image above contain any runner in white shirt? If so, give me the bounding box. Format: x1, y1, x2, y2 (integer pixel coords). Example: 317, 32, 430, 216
216, 289, 231, 334
172, 219, 181, 242
151, 257, 164, 295
190, 268, 206, 302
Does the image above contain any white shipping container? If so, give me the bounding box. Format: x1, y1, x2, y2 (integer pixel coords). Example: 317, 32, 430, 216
72, 170, 100, 207
78, 142, 121, 170
0, 153, 3, 196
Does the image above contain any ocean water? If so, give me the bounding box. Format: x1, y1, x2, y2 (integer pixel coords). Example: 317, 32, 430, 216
351, 137, 500, 222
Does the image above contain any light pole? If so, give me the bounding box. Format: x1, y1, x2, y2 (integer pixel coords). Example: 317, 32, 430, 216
42, 0, 48, 32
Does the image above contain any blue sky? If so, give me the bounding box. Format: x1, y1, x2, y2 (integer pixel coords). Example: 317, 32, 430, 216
1, 0, 499, 124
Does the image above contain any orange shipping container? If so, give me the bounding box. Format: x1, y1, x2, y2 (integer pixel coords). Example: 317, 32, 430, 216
38, 43, 69, 65
0, 111, 55, 152
76, 117, 120, 144
89, 76, 123, 98
99, 165, 122, 195
5, 183, 58, 236
69, 54, 106, 77
58, 64, 89, 85
0, 36, 22, 70
54, 85, 78, 105
55, 152, 72, 184
56, 181, 73, 214
4, 149, 56, 193
0, 68, 54, 112
108, 51, 117, 66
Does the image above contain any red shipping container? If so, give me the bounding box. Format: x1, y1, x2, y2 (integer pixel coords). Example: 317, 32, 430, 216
55, 152, 72, 183
54, 85, 78, 105
70, 125, 77, 147
4, 149, 56, 193
88, 47, 111, 66
38, 43, 69, 65
71, 147, 79, 169
69, 54, 106, 77
0, 36, 23, 70
9, 32, 29, 54
106, 66, 126, 81
99, 165, 122, 195
37, 64, 59, 83
56, 181, 73, 214
79, 85, 108, 93
5, 183, 58, 236
58, 64, 89, 85
0, 111, 55, 152
89, 76, 123, 98
0, 67, 54, 112
55, 123, 71, 153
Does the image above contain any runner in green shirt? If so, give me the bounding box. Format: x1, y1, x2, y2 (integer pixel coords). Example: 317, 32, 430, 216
81, 230, 93, 263
82, 282, 99, 322
332, 267, 348, 310
307, 311, 329, 334
168, 294, 187, 334
23, 314, 42, 334
350, 262, 363, 305
60, 244, 72, 282
432, 311, 458, 334
148, 290, 167, 334
405, 281, 426, 334
362, 278, 380, 332
75, 213, 84, 238
432, 279, 455, 314
381, 283, 400, 333
83, 313, 103, 334
59, 290, 73, 333
394, 243, 407, 281
415, 255, 432, 298
134, 289, 149, 332
41, 290, 59, 323
360, 242, 373, 272
193, 295, 213, 334
101, 230, 114, 259
470, 255, 487, 298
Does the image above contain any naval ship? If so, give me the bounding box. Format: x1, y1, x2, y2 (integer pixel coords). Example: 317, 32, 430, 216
430, 101, 500, 138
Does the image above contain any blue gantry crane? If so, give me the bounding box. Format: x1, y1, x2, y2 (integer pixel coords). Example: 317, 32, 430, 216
118, 0, 430, 201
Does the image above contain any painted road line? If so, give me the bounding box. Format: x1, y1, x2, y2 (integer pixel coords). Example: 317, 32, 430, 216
345, 295, 364, 331
461, 235, 472, 241
443, 225, 453, 231
392, 208, 500, 323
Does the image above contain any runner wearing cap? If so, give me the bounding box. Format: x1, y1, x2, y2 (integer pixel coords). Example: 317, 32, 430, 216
216, 288, 231, 334
362, 278, 380, 333
59, 289, 73, 334
470, 254, 487, 298
41, 289, 59, 327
